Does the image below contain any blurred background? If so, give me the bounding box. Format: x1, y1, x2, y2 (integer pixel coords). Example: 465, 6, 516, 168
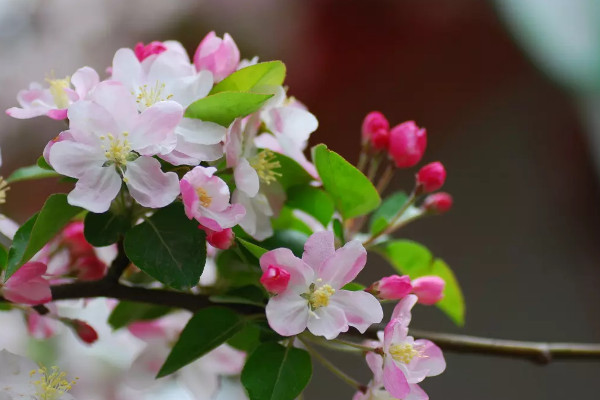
1, 0, 600, 398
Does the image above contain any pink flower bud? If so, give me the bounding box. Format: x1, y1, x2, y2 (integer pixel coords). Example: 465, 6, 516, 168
375, 275, 413, 300
207, 228, 235, 250
62, 221, 94, 258
3, 262, 51, 305
416, 162, 446, 193
194, 31, 240, 82
362, 111, 390, 149
75, 256, 107, 281
388, 121, 427, 168
72, 319, 99, 344
260, 265, 291, 294
134, 41, 167, 61
412, 276, 445, 305
422, 192, 453, 214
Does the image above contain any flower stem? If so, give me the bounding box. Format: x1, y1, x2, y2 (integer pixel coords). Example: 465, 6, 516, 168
332, 338, 378, 353
363, 189, 418, 247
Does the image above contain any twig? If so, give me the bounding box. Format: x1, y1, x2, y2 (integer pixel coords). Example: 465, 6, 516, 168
103, 240, 130, 283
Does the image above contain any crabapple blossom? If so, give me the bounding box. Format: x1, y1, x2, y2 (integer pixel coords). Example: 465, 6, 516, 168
6, 66, 99, 120
369, 275, 413, 300
416, 162, 446, 193
201, 227, 235, 250
180, 166, 246, 231
388, 121, 427, 168
3, 262, 51, 305
48, 81, 182, 213
232, 190, 277, 241
194, 31, 240, 82
412, 276, 445, 305
260, 265, 291, 294
362, 111, 390, 150
422, 192, 453, 214
134, 41, 168, 61
260, 231, 383, 339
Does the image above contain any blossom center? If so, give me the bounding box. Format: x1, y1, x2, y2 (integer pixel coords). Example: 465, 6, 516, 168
0, 177, 10, 205
136, 81, 173, 108
308, 284, 335, 309
196, 187, 212, 208
101, 132, 132, 167
250, 150, 282, 185
31, 366, 77, 400
45, 76, 71, 109
389, 343, 419, 364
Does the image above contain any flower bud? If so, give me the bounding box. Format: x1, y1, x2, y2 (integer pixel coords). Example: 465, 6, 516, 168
416, 162, 446, 193
362, 111, 390, 150
62, 221, 94, 258
194, 31, 240, 82
388, 121, 427, 168
75, 255, 108, 281
412, 276, 445, 305
134, 41, 167, 61
200, 227, 235, 250
72, 319, 99, 344
422, 192, 453, 214
260, 265, 291, 294
3, 262, 51, 305
373, 275, 412, 300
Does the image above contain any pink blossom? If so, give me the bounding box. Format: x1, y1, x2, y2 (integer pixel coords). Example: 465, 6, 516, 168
362, 111, 390, 150
261, 231, 383, 339
416, 161, 446, 193
371, 275, 413, 300
260, 265, 291, 294
388, 121, 427, 168
422, 192, 453, 214
180, 166, 245, 231
48, 81, 182, 213
412, 276, 445, 305
201, 227, 235, 250
134, 41, 167, 61
6, 66, 99, 120
194, 31, 240, 82
3, 262, 52, 305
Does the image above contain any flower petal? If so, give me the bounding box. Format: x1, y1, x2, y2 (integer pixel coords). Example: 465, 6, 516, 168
129, 100, 182, 156
302, 231, 335, 271
234, 158, 259, 197
391, 294, 418, 325
71, 66, 100, 99
112, 48, 143, 91
124, 157, 180, 209
265, 292, 309, 337
197, 203, 246, 231
307, 305, 348, 339
260, 248, 314, 288
88, 81, 138, 132
318, 239, 367, 288
67, 100, 118, 143
411, 339, 446, 378
168, 70, 213, 108
329, 290, 383, 333
383, 358, 410, 399
176, 118, 226, 145
49, 138, 104, 178
67, 167, 123, 213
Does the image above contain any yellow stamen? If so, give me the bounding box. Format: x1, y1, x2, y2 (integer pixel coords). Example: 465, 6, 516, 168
31, 366, 77, 400
389, 343, 419, 364
309, 284, 335, 309
0, 177, 9, 205
102, 132, 132, 166
45, 74, 71, 109
250, 150, 281, 185
136, 81, 173, 108
196, 187, 212, 208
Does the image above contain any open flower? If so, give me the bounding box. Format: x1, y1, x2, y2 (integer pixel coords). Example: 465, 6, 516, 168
48, 81, 182, 213
260, 231, 383, 339
180, 166, 246, 231
6, 66, 99, 120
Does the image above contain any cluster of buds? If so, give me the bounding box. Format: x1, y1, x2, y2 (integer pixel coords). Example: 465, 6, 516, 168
367, 274, 445, 305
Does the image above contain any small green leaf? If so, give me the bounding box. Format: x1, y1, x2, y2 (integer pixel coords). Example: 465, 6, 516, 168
237, 238, 268, 259
228, 323, 262, 352
271, 152, 313, 190
332, 218, 345, 243
124, 202, 206, 290
84, 210, 131, 247
211, 61, 286, 94
5, 194, 82, 280
216, 249, 262, 288
261, 229, 309, 257
6, 165, 60, 183
108, 301, 172, 330
157, 307, 246, 377
369, 191, 409, 235
271, 207, 313, 235
209, 285, 267, 307
0, 245, 7, 270
242, 342, 312, 400
376, 240, 465, 326
185, 92, 273, 127
286, 185, 334, 227
341, 282, 366, 291
36, 156, 54, 171
313, 144, 381, 220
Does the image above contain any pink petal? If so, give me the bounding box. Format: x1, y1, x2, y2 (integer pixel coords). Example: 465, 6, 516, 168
411, 339, 446, 377
317, 240, 367, 288
129, 100, 182, 156
49, 139, 104, 179
383, 358, 410, 399
328, 290, 383, 333
383, 319, 409, 354
167, 70, 214, 109
67, 167, 122, 213
180, 178, 199, 220
6, 106, 47, 119
175, 118, 226, 146
365, 352, 384, 382
234, 159, 259, 197
265, 292, 309, 336
302, 231, 335, 270
263, 107, 318, 145
124, 157, 180, 209
405, 384, 429, 400
67, 100, 118, 142
5, 261, 47, 287
71, 66, 100, 99
88, 81, 138, 132
391, 294, 418, 325
4, 262, 51, 305
306, 305, 348, 339
46, 108, 68, 120
260, 248, 314, 288
111, 48, 143, 90
201, 344, 246, 375
197, 203, 246, 231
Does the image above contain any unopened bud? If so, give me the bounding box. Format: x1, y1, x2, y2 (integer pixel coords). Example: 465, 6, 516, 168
416, 162, 446, 193
422, 192, 453, 214
71, 319, 99, 344
371, 275, 412, 300
362, 111, 390, 150
388, 121, 427, 168
260, 265, 291, 294
134, 41, 167, 61
194, 31, 240, 82
200, 227, 235, 250
412, 276, 445, 305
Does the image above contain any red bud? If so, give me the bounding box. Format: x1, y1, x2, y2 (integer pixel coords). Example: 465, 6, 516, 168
388, 121, 427, 168
416, 162, 446, 193
422, 192, 453, 214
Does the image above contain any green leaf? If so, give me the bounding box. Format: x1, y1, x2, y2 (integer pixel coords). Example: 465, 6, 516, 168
84, 210, 131, 247
209, 285, 267, 307
211, 61, 286, 94
332, 218, 345, 243
376, 240, 465, 326
124, 202, 206, 290
36, 156, 54, 171
271, 207, 313, 236
216, 249, 262, 288
261, 229, 309, 257
237, 238, 268, 259
108, 301, 172, 330
185, 92, 273, 127
242, 342, 312, 400
157, 307, 245, 377
272, 152, 313, 190
5, 194, 82, 280
286, 186, 334, 227
0, 245, 7, 270
6, 165, 60, 183
312, 144, 381, 220
369, 191, 409, 235
228, 323, 262, 352
341, 282, 366, 291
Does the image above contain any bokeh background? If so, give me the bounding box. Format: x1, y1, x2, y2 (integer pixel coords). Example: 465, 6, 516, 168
1, 0, 600, 398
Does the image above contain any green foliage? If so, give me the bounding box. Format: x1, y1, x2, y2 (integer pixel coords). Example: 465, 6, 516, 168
369, 191, 409, 235
341, 282, 366, 291
237, 238, 268, 259
185, 92, 273, 127
36, 156, 54, 171
157, 307, 246, 377
272, 153, 313, 190
241, 342, 312, 400
124, 203, 206, 290
6, 165, 60, 183
0, 245, 7, 270
84, 210, 131, 247
5, 194, 82, 280
261, 229, 308, 257
209, 285, 267, 307
286, 185, 334, 227
211, 61, 286, 94
108, 301, 172, 330
312, 144, 381, 220
271, 207, 313, 236
332, 218, 345, 243
376, 240, 465, 326
217, 249, 262, 288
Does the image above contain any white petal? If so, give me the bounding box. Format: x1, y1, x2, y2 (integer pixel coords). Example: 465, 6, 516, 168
112, 48, 143, 90
265, 293, 309, 336
234, 159, 259, 197
124, 157, 180, 209
67, 167, 122, 213
175, 118, 226, 145
306, 305, 348, 340
49, 139, 104, 178
71, 66, 100, 99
